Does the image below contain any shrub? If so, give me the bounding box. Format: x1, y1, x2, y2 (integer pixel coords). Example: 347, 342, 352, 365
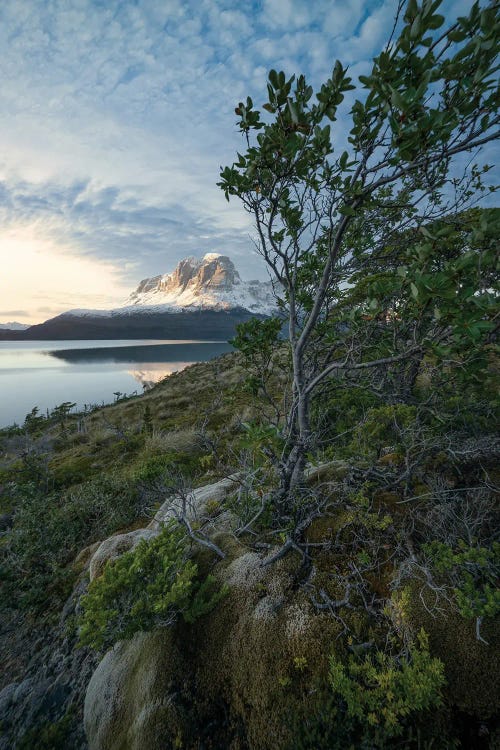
328, 631, 445, 748
133, 449, 201, 485
78, 523, 226, 651
423, 540, 500, 622
349, 404, 417, 459
0, 474, 144, 612
17, 711, 74, 750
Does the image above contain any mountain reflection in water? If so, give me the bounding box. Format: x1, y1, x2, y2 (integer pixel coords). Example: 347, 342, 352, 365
128, 364, 194, 389
45, 342, 232, 365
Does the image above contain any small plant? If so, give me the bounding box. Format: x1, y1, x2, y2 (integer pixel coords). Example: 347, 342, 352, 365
78, 522, 226, 651
328, 630, 444, 747
16, 711, 74, 750
50, 401, 77, 430
293, 656, 308, 672
350, 404, 417, 459
204, 498, 221, 517
240, 421, 284, 465
23, 406, 48, 435
142, 404, 154, 435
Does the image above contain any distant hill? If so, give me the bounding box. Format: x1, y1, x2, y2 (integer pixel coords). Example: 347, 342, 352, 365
0, 321, 29, 331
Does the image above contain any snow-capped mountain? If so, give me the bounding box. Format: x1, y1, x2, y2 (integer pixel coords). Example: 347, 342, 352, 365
0, 321, 29, 331
0, 254, 276, 341
125, 253, 276, 315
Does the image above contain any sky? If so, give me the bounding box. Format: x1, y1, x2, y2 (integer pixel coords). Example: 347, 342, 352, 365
0, 0, 487, 323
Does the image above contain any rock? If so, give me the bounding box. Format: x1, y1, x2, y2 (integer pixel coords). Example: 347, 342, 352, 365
89, 529, 159, 582
148, 475, 239, 531
74, 540, 101, 569
0, 678, 71, 749
0, 682, 20, 723
305, 459, 350, 483
84, 631, 183, 750
85, 476, 239, 585
0, 576, 100, 750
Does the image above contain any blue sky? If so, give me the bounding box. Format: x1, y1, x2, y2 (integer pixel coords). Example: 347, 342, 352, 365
0, 0, 483, 321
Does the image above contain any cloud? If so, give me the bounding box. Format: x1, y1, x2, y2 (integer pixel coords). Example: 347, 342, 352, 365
0, 310, 29, 317
0, 224, 132, 322
0, 175, 259, 282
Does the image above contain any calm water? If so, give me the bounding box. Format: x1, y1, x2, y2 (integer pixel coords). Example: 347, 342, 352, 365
0, 340, 232, 427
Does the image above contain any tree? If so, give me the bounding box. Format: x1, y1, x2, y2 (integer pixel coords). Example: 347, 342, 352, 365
219, 0, 499, 519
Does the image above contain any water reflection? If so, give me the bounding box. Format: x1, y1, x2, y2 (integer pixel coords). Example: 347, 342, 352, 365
0, 340, 233, 427
128, 364, 193, 390
45, 342, 232, 365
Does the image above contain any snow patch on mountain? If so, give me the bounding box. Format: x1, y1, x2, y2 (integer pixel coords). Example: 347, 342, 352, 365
0, 321, 29, 330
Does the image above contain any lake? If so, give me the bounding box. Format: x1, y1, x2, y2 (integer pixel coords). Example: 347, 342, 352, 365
0, 340, 233, 428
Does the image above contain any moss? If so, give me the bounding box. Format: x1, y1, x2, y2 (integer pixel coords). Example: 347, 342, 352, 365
189, 547, 343, 750
49, 453, 95, 487
378, 452, 404, 466
372, 490, 405, 518
304, 514, 337, 545
85, 630, 189, 750
404, 583, 500, 720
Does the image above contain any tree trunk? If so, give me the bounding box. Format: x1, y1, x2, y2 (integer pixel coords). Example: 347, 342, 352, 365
279, 368, 311, 507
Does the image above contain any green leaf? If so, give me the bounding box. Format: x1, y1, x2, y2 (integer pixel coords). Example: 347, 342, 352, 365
410, 16, 421, 38
338, 204, 356, 217
390, 89, 406, 110
268, 69, 279, 89
288, 99, 299, 124
427, 14, 444, 29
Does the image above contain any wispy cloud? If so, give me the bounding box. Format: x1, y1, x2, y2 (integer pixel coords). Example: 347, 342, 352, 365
0, 310, 29, 318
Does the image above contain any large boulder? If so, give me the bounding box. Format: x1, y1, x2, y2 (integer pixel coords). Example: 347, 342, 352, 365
89, 529, 158, 582
84, 630, 185, 750
148, 475, 239, 531
83, 541, 341, 750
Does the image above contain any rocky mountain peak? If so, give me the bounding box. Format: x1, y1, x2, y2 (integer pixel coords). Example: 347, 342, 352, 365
126, 253, 275, 315
156, 253, 241, 296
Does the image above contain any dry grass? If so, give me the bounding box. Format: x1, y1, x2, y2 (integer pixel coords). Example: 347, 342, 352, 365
142, 428, 200, 455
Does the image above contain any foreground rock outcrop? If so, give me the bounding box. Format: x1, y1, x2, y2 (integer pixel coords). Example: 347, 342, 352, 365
84, 539, 338, 750
81, 471, 500, 749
